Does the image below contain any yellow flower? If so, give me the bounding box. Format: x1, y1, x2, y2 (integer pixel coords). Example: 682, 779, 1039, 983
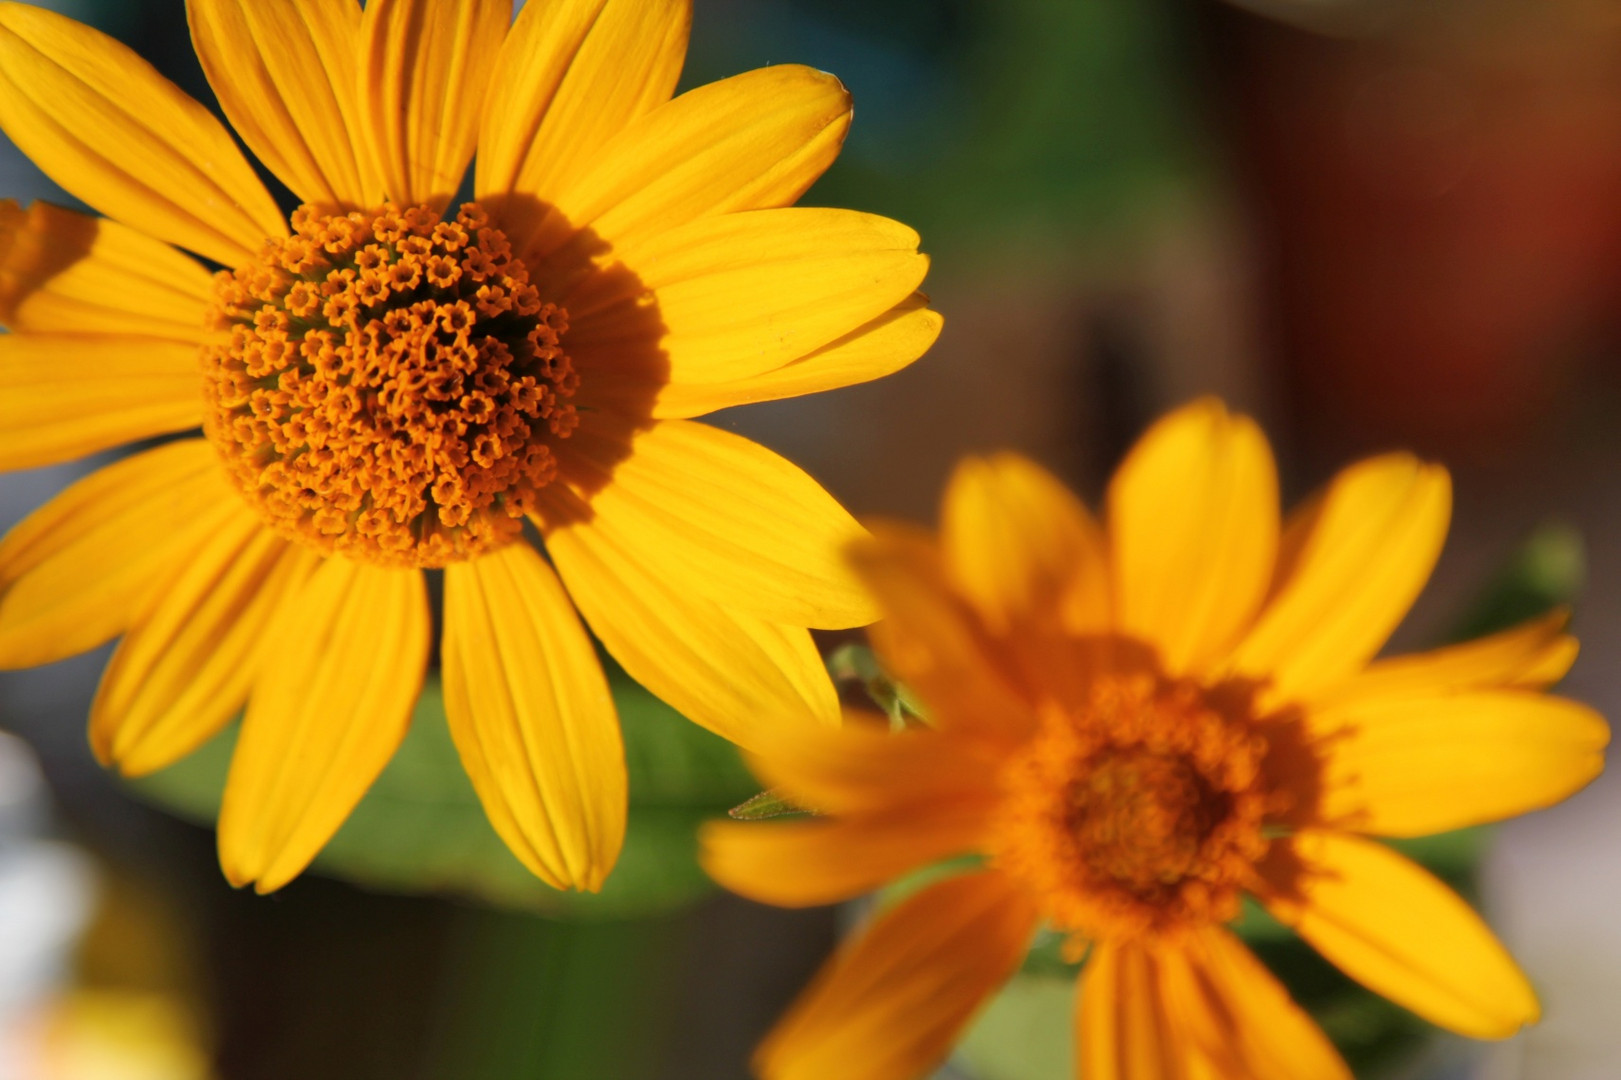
702, 399, 1609, 1080
0, 0, 939, 894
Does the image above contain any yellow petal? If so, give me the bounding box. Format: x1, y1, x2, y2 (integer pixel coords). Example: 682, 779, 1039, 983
942, 451, 1109, 636
91, 518, 318, 778
559, 418, 875, 628
476, 0, 689, 253
701, 797, 994, 908
0, 439, 230, 668
1077, 942, 1190, 1080
540, 505, 839, 748
650, 293, 941, 419
564, 207, 929, 385
755, 871, 1039, 1080
0, 335, 203, 471
1158, 927, 1351, 1080
217, 558, 429, 893
0, 3, 285, 266
1305, 689, 1607, 836
1318, 609, 1578, 707
357, 0, 509, 210
1227, 454, 1450, 704
540, 64, 851, 259
1107, 398, 1279, 676
847, 522, 1039, 740
1259, 830, 1538, 1038
0, 200, 214, 340
745, 722, 1001, 817
187, 0, 376, 208
442, 544, 626, 892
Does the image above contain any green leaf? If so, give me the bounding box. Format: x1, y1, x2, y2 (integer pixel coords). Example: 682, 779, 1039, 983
1019, 926, 1085, 978
422, 908, 689, 1080
953, 973, 1075, 1080
1231, 894, 1293, 943
1449, 521, 1584, 642
129, 668, 758, 920
727, 788, 811, 821
827, 642, 927, 728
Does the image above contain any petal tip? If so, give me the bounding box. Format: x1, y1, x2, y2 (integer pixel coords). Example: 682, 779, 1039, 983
217, 849, 255, 891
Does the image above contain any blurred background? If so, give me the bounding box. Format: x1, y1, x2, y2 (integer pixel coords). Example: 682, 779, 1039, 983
3, 0, 1621, 1076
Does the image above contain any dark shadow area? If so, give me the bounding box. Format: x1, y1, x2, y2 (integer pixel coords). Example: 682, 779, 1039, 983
482, 192, 671, 529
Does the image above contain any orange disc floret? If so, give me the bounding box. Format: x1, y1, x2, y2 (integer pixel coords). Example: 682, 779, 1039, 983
990, 673, 1271, 943
201, 202, 579, 568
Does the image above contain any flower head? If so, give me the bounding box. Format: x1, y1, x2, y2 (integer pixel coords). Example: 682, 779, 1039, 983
702, 399, 1608, 1080
0, 0, 940, 894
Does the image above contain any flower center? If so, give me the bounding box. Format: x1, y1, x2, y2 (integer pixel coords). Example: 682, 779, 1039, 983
990, 674, 1270, 942
200, 202, 578, 568
1067, 749, 1222, 892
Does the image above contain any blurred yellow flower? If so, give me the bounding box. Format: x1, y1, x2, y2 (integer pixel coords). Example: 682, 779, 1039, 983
703, 399, 1608, 1080
34, 990, 213, 1080
0, 0, 939, 893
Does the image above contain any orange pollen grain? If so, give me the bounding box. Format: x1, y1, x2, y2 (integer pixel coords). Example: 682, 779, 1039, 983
989, 674, 1271, 943
200, 202, 579, 568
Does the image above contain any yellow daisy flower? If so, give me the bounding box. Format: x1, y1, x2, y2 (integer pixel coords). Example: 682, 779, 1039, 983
702, 399, 1609, 1080
0, 0, 939, 894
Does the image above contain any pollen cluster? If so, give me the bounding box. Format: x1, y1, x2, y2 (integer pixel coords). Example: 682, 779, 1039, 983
200, 202, 578, 568
991, 674, 1271, 942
